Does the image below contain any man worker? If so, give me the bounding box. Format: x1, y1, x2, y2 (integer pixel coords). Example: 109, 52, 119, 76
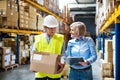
32, 15, 65, 80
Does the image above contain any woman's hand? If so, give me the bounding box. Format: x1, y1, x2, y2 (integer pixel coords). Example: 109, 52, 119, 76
79, 60, 89, 66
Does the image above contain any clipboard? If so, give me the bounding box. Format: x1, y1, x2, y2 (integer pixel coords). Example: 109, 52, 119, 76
66, 57, 84, 65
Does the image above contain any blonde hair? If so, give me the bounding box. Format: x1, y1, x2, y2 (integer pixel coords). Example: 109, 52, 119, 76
70, 22, 86, 36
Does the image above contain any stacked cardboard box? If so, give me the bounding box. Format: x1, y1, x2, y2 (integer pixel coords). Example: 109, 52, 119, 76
19, 0, 37, 30
0, 38, 17, 68
29, 5, 37, 30
59, 21, 65, 34
36, 0, 60, 16
102, 63, 114, 80
20, 40, 30, 65
35, 0, 44, 5
10, 54, 16, 65
102, 40, 114, 79
96, 0, 115, 29
104, 40, 113, 63
0, 0, 18, 27
0, 47, 16, 68
37, 14, 44, 31
19, 0, 29, 29
44, 0, 49, 9
2, 38, 17, 54
2, 37, 30, 65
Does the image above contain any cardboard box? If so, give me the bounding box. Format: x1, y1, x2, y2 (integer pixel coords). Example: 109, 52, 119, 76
30, 52, 61, 74
102, 63, 113, 70
0, 47, 11, 55
61, 63, 70, 76
104, 52, 113, 63
2, 54, 11, 68
0, 41, 3, 47
10, 60, 15, 65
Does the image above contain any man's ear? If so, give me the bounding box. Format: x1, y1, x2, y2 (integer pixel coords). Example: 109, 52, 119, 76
44, 26, 47, 32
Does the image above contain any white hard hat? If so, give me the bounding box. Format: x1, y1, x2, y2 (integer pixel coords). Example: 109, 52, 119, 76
43, 15, 58, 28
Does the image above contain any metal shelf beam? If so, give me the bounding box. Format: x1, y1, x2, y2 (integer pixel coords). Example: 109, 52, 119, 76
25, 0, 69, 24
0, 28, 42, 34
100, 5, 120, 33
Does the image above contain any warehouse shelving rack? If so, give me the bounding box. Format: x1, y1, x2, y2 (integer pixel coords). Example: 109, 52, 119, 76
0, 28, 42, 34
25, 0, 69, 24
0, 0, 69, 66
98, 4, 120, 80
0, 0, 69, 35
100, 5, 120, 32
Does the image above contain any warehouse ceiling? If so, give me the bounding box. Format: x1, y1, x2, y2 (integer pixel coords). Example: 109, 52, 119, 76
68, 0, 96, 17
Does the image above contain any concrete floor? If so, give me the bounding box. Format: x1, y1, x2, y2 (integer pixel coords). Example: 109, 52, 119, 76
0, 59, 102, 80
0, 64, 35, 80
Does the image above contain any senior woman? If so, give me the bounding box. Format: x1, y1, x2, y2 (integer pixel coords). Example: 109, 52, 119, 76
66, 21, 97, 80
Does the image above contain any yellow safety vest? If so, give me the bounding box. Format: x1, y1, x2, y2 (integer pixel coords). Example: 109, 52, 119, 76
35, 33, 64, 78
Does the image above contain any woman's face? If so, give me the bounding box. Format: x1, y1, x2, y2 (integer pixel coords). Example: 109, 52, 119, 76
70, 27, 78, 39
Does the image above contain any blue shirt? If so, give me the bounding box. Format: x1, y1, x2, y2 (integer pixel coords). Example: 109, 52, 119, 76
66, 36, 97, 69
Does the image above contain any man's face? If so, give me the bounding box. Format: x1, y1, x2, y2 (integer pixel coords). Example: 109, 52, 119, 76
45, 27, 56, 36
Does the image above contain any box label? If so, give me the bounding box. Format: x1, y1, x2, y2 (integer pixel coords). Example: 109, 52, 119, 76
33, 54, 42, 60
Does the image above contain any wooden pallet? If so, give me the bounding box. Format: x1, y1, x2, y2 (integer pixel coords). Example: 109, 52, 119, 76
3, 64, 18, 72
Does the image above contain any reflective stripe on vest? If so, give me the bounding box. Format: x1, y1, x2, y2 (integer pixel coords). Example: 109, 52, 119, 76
35, 33, 64, 78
